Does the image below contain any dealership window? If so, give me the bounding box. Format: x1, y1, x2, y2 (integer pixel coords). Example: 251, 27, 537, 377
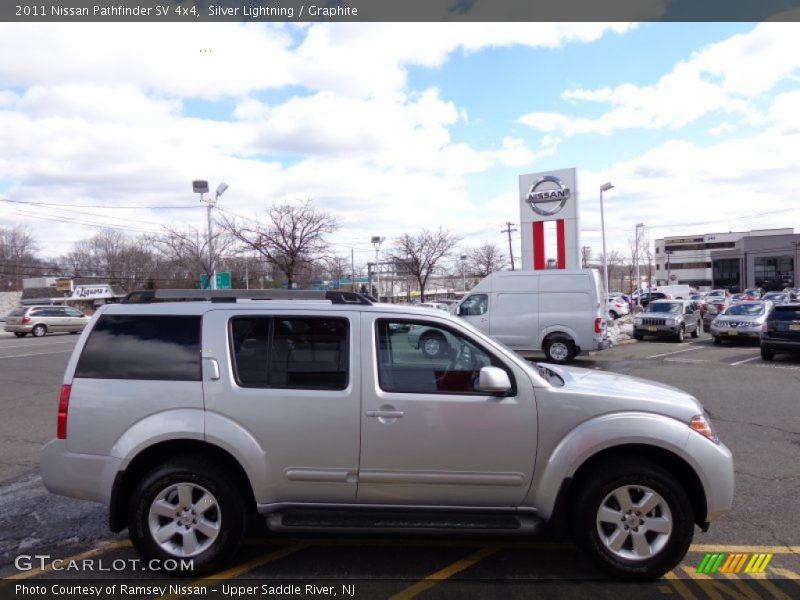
712, 259, 741, 292
754, 256, 794, 290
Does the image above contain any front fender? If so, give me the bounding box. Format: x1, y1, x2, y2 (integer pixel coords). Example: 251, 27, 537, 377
527, 412, 692, 519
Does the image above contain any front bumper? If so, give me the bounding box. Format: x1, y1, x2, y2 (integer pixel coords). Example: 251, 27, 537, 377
711, 326, 761, 339
634, 325, 682, 337
684, 433, 735, 524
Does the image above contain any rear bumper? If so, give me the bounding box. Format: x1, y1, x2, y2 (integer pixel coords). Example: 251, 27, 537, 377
760, 336, 800, 351
40, 439, 121, 505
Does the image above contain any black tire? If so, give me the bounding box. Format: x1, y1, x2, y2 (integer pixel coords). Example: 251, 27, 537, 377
609, 311, 619, 320
761, 346, 775, 361
128, 458, 247, 576
675, 326, 685, 343
14, 332, 26, 338
633, 334, 643, 341
543, 336, 576, 364
712, 336, 721, 345
419, 332, 448, 359
31, 324, 47, 337
690, 326, 699, 339
572, 459, 695, 581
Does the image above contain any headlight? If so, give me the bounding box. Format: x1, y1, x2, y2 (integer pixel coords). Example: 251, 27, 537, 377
665, 318, 676, 326
634, 317, 642, 325
690, 414, 719, 443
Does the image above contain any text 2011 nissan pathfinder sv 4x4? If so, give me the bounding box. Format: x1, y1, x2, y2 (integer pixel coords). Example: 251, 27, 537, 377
40, 289, 734, 580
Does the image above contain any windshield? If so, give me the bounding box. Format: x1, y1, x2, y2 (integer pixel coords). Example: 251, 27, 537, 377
724, 303, 764, 316
646, 303, 682, 314
763, 294, 785, 302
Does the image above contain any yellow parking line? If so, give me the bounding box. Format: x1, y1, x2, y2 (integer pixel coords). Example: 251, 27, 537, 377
664, 571, 699, 600
2, 539, 132, 583
720, 573, 763, 600
388, 545, 500, 600
770, 567, 800, 580
690, 545, 800, 555
747, 572, 793, 600
161, 542, 312, 600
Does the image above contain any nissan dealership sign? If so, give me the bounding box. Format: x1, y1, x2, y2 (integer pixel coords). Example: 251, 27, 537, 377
526, 175, 571, 216
519, 168, 580, 271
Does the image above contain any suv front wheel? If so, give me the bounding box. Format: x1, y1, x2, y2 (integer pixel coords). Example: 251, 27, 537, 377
128, 458, 246, 575
572, 459, 694, 580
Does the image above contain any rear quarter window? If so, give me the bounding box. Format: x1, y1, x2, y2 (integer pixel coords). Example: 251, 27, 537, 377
771, 307, 800, 321
75, 315, 201, 381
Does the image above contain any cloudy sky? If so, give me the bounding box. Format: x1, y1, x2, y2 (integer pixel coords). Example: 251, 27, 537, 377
1, 22, 800, 268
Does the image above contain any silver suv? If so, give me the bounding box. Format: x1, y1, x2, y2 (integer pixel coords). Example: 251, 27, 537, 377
41, 289, 733, 580
4, 305, 89, 337
633, 300, 701, 342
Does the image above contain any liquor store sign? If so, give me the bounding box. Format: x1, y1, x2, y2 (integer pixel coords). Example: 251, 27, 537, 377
71, 285, 114, 300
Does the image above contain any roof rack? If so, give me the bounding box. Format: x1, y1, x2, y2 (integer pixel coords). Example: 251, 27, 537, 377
121, 289, 373, 305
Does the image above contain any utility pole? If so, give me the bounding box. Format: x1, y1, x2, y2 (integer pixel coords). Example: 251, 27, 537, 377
351, 248, 355, 292
501, 222, 518, 271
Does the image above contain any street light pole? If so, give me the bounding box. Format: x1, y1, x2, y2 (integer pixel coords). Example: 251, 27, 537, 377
599, 182, 614, 296
635, 222, 645, 307
371, 236, 384, 301
460, 254, 467, 292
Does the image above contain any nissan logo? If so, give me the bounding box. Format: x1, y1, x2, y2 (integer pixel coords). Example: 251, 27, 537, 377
526, 175, 571, 216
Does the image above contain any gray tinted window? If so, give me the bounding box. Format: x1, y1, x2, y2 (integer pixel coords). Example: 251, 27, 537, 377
75, 315, 201, 380
230, 317, 348, 390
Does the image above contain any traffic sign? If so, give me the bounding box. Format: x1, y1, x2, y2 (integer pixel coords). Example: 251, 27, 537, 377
200, 272, 232, 289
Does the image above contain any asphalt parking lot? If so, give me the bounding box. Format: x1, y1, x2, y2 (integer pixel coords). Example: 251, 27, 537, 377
0, 329, 799, 600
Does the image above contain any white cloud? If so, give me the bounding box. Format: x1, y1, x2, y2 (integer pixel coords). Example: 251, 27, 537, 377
519, 22, 800, 137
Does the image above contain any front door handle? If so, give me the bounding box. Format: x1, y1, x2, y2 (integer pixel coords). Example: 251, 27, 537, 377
203, 358, 220, 381
366, 410, 405, 418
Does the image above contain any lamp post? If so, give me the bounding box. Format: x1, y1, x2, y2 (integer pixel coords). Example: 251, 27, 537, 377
193, 180, 229, 290
460, 254, 467, 292
635, 222, 645, 307
599, 182, 614, 297
371, 236, 384, 301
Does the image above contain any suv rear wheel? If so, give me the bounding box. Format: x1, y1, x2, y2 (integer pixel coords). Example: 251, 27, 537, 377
128, 458, 246, 575
13, 332, 26, 338
573, 459, 694, 581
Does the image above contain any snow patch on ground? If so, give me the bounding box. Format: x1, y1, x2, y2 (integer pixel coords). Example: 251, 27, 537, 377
607, 314, 635, 345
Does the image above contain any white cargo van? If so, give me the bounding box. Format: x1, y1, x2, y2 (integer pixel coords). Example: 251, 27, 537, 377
454, 269, 610, 364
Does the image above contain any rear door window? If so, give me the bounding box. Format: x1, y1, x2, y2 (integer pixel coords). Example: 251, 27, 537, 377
75, 315, 202, 380
230, 316, 349, 390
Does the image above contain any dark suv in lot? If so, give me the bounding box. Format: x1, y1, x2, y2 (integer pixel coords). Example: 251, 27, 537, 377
760, 304, 800, 361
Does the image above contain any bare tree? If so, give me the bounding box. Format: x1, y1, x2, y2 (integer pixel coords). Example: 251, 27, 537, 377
62, 230, 155, 290
148, 226, 235, 288
581, 245, 593, 268
466, 242, 508, 279
389, 228, 461, 302
0, 226, 41, 290
221, 200, 339, 289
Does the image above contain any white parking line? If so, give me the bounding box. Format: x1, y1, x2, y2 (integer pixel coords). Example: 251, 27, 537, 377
0, 340, 76, 350
730, 356, 761, 366
0, 350, 73, 360
647, 345, 705, 359
665, 358, 709, 364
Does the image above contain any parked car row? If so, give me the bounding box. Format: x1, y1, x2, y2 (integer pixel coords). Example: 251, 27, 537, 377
632, 297, 800, 361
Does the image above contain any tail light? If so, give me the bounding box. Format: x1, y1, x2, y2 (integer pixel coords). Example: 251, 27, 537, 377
761, 322, 769, 333
594, 317, 604, 333
664, 294, 672, 299
57, 384, 71, 439
715, 303, 725, 312
21, 316, 30, 324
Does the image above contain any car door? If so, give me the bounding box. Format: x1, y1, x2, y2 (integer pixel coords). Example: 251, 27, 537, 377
358, 312, 538, 506
202, 309, 361, 503
456, 293, 490, 334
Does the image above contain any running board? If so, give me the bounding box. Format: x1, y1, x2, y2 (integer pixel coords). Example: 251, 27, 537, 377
266, 509, 543, 535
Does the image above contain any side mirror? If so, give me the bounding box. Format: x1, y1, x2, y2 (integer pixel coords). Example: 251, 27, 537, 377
477, 366, 512, 394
